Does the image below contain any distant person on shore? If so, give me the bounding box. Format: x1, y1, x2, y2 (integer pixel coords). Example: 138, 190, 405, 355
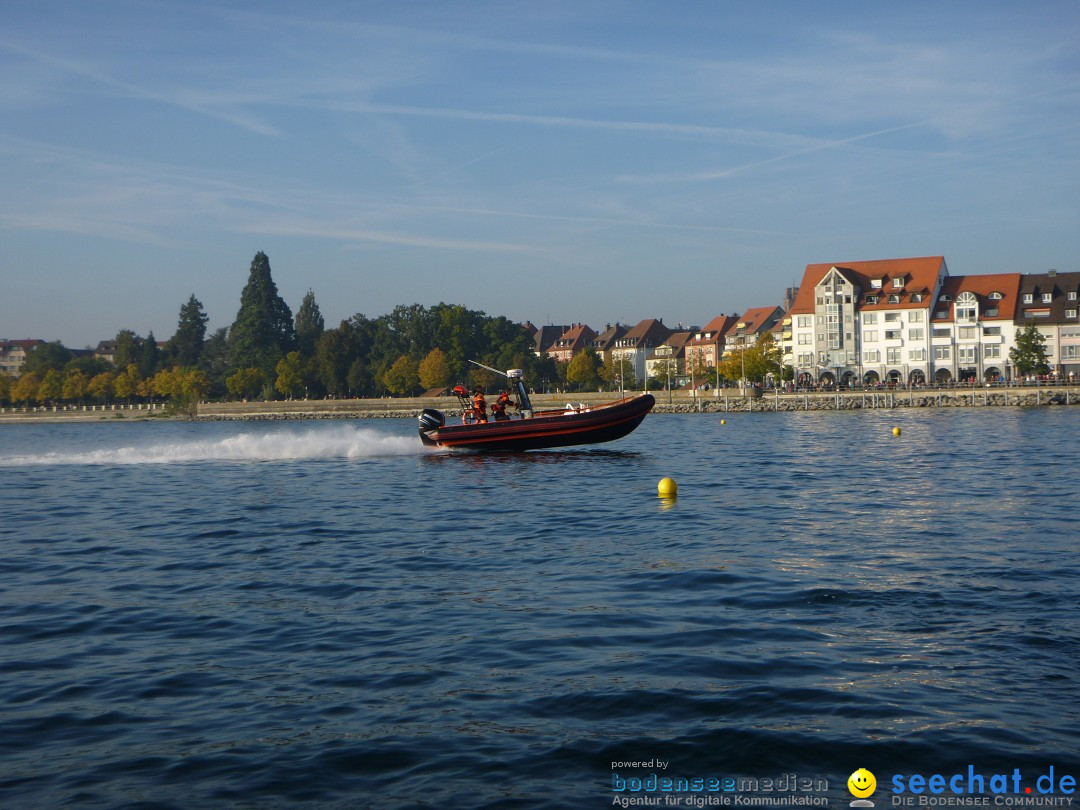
491, 391, 516, 421
472, 386, 488, 423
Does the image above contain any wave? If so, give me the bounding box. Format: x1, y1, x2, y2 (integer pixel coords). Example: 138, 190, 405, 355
0, 425, 429, 466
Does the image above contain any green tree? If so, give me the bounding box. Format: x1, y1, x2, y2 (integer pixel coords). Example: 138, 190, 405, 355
38, 369, 63, 404
228, 251, 296, 376
62, 369, 89, 403
418, 347, 451, 391
65, 355, 112, 377
226, 367, 266, 400
602, 356, 637, 391
12, 371, 41, 406
21, 341, 71, 376
1010, 324, 1051, 376
199, 327, 230, 397
566, 349, 601, 391
275, 352, 306, 399
0, 372, 10, 406
114, 330, 142, 370
294, 289, 325, 357
383, 354, 420, 395
169, 294, 209, 367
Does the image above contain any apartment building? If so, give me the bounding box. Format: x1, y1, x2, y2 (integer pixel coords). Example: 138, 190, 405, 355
1016, 271, 1080, 378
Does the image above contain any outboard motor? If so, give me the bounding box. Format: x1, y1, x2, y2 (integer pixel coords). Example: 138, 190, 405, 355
418, 408, 445, 445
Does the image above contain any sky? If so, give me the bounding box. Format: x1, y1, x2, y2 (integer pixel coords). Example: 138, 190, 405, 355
2, 1, 1078, 347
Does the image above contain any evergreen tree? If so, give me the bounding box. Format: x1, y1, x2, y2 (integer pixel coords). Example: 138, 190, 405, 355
170, 294, 209, 367
1009, 324, 1051, 376
140, 331, 160, 379
228, 251, 296, 376
294, 290, 325, 358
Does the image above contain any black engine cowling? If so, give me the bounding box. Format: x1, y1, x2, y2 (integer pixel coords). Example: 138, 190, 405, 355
418, 408, 445, 439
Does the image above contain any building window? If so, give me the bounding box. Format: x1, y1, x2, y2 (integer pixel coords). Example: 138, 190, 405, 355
887, 348, 901, 364
910, 349, 926, 361
871, 279, 882, 289
863, 331, 877, 343
1042, 293, 1052, 303
958, 347, 976, 363
1068, 291, 1077, 301
797, 316, 811, 328
863, 313, 877, 324
940, 294, 951, 302
933, 327, 950, 338
985, 307, 999, 317
1023, 294, 1033, 303
984, 345, 1001, 359
983, 326, 1001, 336
1062, 346, 1080, 360
935, 346, 950, 360
888, 294, 901, 303
864, 350, 880, 363
798, 333, 812, 344
959, 326, 978, 339
866, 295, 879, 305
988, 291, 1003, 300
892, 277, 904, 288
884, 329, 901, 340
908, 328, 924, 341
909, 311, 924, 322
935, 310, 948, 319
885, 312, 901, 322
1066, 309, 1078, 319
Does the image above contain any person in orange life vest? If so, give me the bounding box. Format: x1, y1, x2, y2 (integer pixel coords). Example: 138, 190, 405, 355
491, 391, 517, 421
472, 386, 488, 423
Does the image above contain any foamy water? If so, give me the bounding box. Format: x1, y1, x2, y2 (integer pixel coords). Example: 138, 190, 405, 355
0, 424, 430, 466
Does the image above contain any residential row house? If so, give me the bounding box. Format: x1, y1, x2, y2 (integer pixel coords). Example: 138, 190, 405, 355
789, 257, 1080, 385
0, 339, 45, 377
609, 318, 673, 382
546, 323, 597, 364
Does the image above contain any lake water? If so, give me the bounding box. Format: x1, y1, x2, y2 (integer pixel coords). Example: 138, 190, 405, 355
1, 409, 1078, 809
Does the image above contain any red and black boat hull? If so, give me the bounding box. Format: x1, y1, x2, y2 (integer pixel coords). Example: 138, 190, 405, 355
418, 394, 655, 452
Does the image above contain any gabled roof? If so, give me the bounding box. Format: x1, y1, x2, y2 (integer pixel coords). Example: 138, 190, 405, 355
688, 314, 738, 346
591, 323, 627, 351
534, 325, 570, 353
653, 331, 692, 358
1015, 271, 1080, 322
790, 256, 946, 314
725, 306, 783, 337
0, 339, 46, 352
931, 273, 1021, 322
552, 323, 597, 351
621, 318, 672, 348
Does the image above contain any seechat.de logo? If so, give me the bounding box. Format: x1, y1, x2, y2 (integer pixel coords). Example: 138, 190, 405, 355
849, 768, 877, 807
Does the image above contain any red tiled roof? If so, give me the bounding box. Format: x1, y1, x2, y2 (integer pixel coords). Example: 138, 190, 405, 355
931, 273, 1021, 322
789, 256, 946, 314
725, 306, 782, 336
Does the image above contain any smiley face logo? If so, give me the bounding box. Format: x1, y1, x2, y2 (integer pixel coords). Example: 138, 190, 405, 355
848, 768, 877, 799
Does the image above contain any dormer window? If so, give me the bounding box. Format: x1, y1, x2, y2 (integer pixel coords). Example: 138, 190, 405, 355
1023, 293, 1033, 303
888, 294, 900, 303
870, 279, 882, 289
866, 295, 879, 305
1069, 291, 1077, 301
940, 294, 951, 302
988, 292, 1003, 300
911, 293, 923, 302
892, 277, 904, 288
1042, 293, 1052, 303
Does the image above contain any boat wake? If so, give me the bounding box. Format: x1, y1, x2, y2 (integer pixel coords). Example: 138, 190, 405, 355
0, 425, 429, 466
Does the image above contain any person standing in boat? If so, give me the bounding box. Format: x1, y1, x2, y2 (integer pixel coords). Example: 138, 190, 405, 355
490, 391, 516, 421
472, 386, 488, 423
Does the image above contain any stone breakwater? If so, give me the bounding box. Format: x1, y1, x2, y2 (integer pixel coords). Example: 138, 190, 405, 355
190, 387, 1080, 420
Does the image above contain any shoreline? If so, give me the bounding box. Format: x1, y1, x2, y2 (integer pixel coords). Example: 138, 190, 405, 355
2, 386, 1078, 423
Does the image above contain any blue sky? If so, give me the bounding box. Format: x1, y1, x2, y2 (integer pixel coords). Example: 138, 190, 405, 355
2, 1, 1078, 347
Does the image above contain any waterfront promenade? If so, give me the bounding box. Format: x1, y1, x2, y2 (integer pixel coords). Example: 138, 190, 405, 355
2, 383, 1078, 422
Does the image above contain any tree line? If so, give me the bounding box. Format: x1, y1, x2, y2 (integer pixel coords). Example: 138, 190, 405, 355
1, 252, 558, 409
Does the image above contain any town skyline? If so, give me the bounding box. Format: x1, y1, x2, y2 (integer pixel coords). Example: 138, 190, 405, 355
3, 1, 1078, 346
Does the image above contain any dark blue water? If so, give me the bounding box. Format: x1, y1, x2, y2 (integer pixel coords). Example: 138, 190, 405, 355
1, 410, 1078, 809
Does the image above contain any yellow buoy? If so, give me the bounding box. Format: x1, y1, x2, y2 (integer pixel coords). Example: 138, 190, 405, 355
720, 419, 727, 425
657, 477, 678, 498
892, 427, 901, 436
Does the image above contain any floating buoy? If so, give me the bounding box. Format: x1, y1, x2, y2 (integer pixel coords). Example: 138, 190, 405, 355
657, 477, 678, 498
892, 427, 901, 436
720, 419, 727, 425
